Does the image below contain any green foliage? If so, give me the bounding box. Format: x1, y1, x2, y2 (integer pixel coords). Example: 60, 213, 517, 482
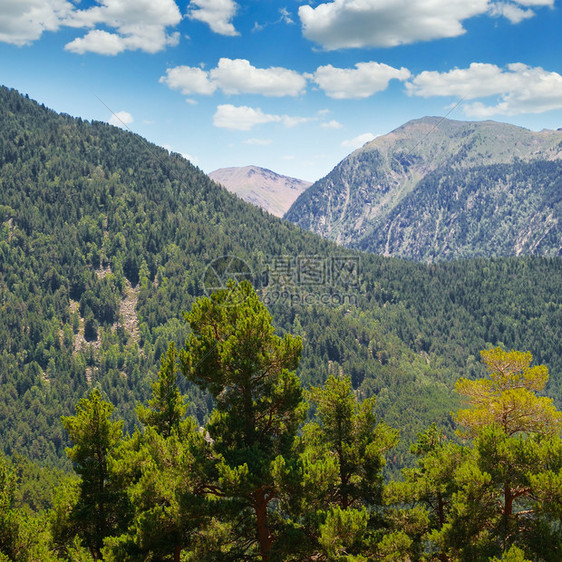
305, 374, 398, 509
179, 280, 306, 561
456, 347, 562, 437
318, 505, 369, 561
60, 389, 126, 558
1, 85, 562, 475
136, 342, 186, 438
2, 86, 562, 559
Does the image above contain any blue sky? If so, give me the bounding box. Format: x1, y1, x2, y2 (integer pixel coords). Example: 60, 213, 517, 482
1, 0, 561, 182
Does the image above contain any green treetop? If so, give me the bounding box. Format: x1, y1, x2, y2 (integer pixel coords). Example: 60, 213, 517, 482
60, 389, 126, 559
137, 341, 186, 438
179, 280, 306, 562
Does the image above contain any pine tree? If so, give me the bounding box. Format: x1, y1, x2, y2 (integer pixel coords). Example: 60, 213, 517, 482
137, 342, 186, 438
455, 347, 562, 438
61, 389, 126, 558
179, 280, 305, 561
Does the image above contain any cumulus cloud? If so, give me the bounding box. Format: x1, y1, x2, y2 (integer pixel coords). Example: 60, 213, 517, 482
159, 65, 217, 95
313, 62, 410, 99
161, 58, 306, 97
0, 0, 74, 46
64, 0, 181, 54
213, 104, 312, 130
341, 133, 376, 150
298, 0, 552, 50
109, 110, 133, 128
210, 58, 307, 96
407, 62, 562, 116
214, 105, 281, 130
188, 0, 239, 36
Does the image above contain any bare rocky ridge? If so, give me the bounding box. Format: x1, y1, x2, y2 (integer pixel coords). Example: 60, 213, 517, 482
285, 117, 562, 261
209, 165, 311, 217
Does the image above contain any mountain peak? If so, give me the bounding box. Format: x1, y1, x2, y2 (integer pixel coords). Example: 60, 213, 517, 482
285, 117, 562, 261
209, 166, 311, 217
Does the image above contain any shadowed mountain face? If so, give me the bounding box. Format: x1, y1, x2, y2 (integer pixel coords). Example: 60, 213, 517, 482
285, 117, 562, 261
209, 166, 311, 217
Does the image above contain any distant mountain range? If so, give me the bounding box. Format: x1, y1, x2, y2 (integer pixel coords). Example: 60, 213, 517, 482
285, 117, 562, 261
209, 165, 311, 217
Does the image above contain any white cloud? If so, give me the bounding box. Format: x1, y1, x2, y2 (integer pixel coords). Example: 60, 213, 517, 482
279, 7, 294, 24
341, 133, 376, 150
313, 62, 410, 99
214, 105, 282, 130
512, 0, 553, 6
321, 120, 343, 129
64, 0, 181, 54
65, 29, 126, 55
0, 0, 74, 46
213, 104, 312, 130
210, 58, 306, 96
109, 110, 133, 128
244, 138, 273, 145
298, 0, 489, 49
282, 115, 314, 127
408, 62, 562, 116
188, 0, 239, 36
160, 58, 307, 97
159, 65, 217, 95
489, 2, 534, 23
298, 0, 552, 50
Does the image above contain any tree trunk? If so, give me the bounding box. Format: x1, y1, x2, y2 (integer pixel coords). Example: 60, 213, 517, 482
254, 490, 272, 562
504, 484, 513, 518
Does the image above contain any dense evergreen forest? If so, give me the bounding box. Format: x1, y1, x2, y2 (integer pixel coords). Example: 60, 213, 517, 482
2, 282, 562, 560
1, 86, 562, 559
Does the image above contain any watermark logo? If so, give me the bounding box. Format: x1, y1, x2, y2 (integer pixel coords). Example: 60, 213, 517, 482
202, 256, 253, 301
203, 254, 360, 307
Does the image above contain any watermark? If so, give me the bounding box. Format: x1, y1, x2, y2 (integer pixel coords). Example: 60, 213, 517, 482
202, 254, 360, 307
262, 289, 357, 307
262, 255, 360, 288
202, 256, 254, 305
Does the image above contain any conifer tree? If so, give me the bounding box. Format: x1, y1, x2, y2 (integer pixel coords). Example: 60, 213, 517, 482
455, 347, 562, 437
305, 374, 398, 509
137, 341, 186, 438
61, 389, 126, 558
179, 280, 305, 561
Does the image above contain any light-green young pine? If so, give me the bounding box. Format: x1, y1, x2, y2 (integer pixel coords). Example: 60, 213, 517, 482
455, 347, 562, 438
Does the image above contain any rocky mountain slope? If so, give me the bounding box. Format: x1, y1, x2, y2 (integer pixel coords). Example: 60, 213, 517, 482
209, 165, 311, 217
285, 117, 562, 260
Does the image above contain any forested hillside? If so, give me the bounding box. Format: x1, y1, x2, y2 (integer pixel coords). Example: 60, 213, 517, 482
285, 117, 562, 260
356, 159, 562, 260
0, 86, 561, 474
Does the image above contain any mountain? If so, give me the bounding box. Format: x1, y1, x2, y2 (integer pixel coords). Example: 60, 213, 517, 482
1, 86, 561, 472
209, 165, 311, 217
285, 117, 562, 261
